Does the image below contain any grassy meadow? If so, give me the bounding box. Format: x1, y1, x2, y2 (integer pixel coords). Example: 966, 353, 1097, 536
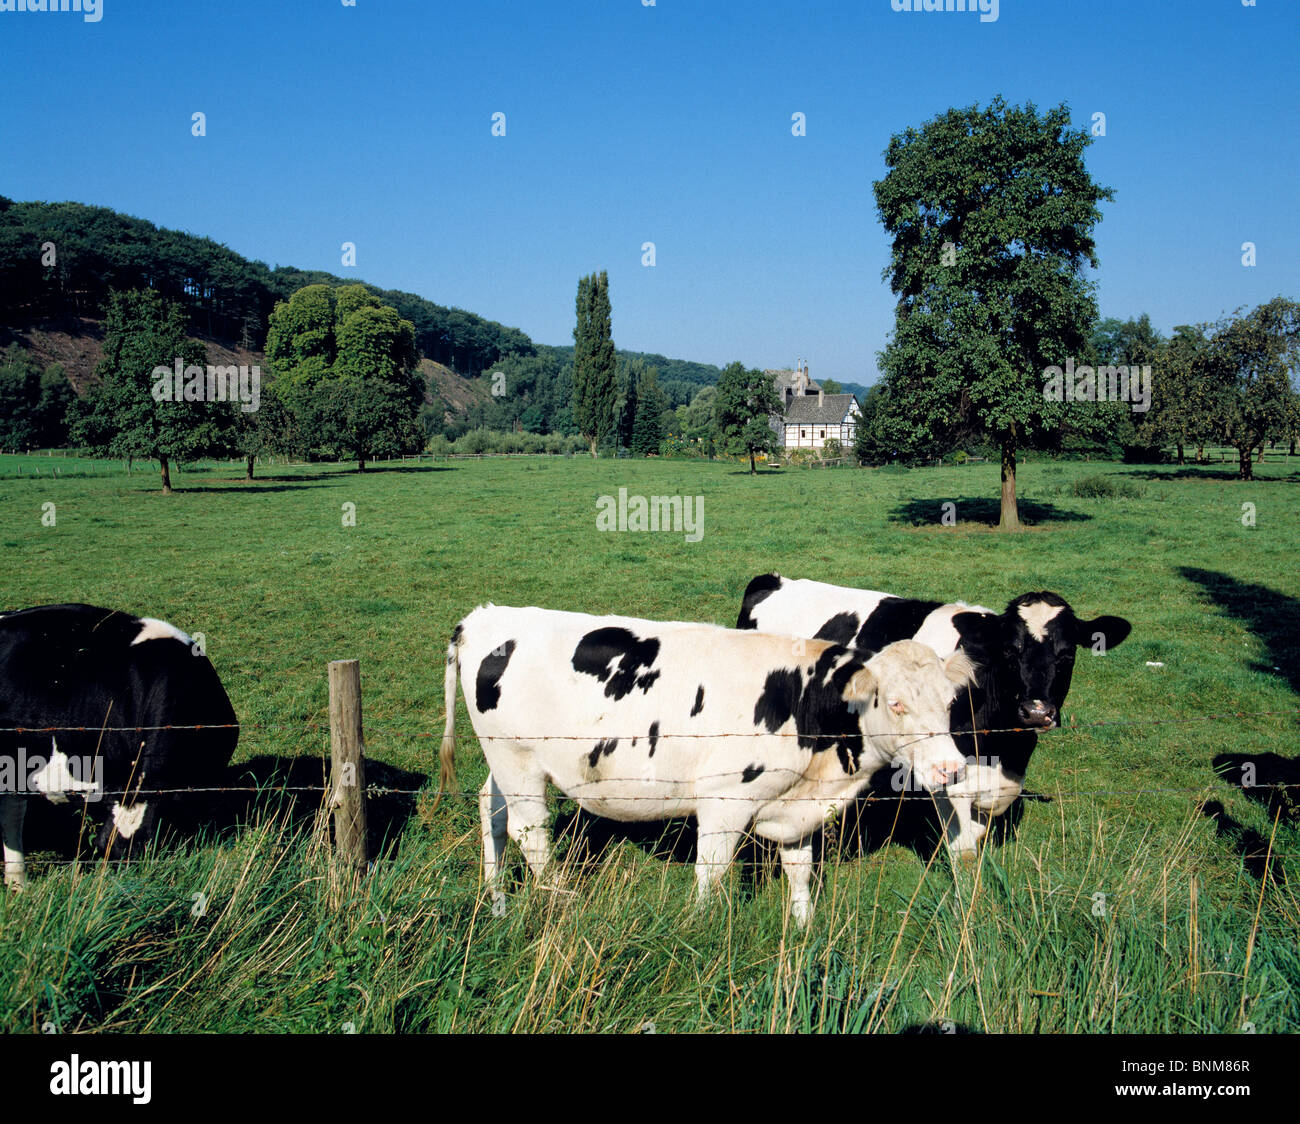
0, 450, 1297, 1033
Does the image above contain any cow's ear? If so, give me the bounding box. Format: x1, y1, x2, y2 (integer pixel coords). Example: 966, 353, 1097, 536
952, 611, 1001, 654
1074, 615, 1132, 652
943, 650, 977, 689
842, 667, 877, 707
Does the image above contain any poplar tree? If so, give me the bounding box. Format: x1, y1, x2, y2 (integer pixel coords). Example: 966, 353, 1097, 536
572, 270, 616, 457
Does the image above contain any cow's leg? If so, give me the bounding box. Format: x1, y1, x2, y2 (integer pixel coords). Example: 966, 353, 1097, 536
479, 773, 509, 917
498, 769, 552, 888
2, 795, 26, 891
694, 804, 745, 907
935, 793, 985, 858
780, 840, 815, 927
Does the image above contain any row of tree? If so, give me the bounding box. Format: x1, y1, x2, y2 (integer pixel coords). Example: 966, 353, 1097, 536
68, 284, 427, 491
855, 301, 1300, 483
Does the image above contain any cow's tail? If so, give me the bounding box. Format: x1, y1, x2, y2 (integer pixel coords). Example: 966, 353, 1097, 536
433, 622, 463, 812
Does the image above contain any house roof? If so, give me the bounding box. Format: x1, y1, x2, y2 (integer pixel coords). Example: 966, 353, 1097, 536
783, 393, 859, 425
767, 369, 821, 395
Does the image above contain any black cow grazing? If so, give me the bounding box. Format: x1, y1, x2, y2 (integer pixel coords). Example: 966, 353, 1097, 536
0, 604, 238, 889
736, 575, 1132, 854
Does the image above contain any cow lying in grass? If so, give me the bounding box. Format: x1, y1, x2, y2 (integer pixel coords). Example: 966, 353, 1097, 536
438, 605, 975, 925
0, 603, 239, 890
737, 575, 1132, 854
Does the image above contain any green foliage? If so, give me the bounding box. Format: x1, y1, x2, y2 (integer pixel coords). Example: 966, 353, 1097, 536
0, 345, 74, 450
631, 367, 667, 457
1067, 473, 1145, 499
0, 198, 533, 377
1204, 298, 1300, 480
264, 284, 424, 468
69, 289, 228, 491
872, 97, 1112, 525
571, 271, 617, 457
714, 361, 782, 474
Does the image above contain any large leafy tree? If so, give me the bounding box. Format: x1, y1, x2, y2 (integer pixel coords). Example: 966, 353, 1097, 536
70, 289, 224, 493
264, 283, 423, 470
572, 270, 616, 457
1142, 324, 1218, 464
873, 98, 1112, 528
1206, 298, 1300, 480
714, 361, 782, 474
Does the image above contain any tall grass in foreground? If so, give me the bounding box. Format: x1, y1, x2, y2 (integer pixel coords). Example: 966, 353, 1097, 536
3, 797, 1295, 1033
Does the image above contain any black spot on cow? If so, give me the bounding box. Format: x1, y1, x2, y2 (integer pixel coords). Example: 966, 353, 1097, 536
448, 622, 463, 663
741, 763, 765, 783
753, 668, 801, 732
474, 639, 516, 712
572, 627, 662, 700
648, 721, 660, 757
587, 738, 619, 769
854, 596, 942, 655
736, 573, 783, 629
755, 651, 866, 774
814, 612, 860, 647
690, 685, 705, 717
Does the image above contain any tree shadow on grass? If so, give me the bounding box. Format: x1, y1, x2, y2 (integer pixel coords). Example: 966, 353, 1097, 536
1180, 567, 1300, 879
1127, 466, 1300, 483
179, 481, 337, 494
888, 496, 1091, 527
1178, 568, 1300, 695
348, 464, 458, 475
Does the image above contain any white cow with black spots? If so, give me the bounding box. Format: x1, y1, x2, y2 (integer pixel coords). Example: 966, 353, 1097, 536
737, 575, 1132, 855
437, 604, 975, 926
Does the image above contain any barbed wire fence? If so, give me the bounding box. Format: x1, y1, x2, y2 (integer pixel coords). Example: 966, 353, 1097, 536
3, 672, 1298, 880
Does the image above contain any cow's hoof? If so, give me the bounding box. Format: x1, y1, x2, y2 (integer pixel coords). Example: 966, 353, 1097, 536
952, 849, 979, 866
4, 876, 25, 893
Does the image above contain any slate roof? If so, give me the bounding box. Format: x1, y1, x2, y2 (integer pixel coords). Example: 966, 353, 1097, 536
783, 393, 859, 425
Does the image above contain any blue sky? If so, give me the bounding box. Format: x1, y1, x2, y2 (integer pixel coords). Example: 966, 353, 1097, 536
2, 0, 1297, 384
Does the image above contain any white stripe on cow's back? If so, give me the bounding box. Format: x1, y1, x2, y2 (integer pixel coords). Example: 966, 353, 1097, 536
914, 601, 992, 658
131, 617, 192, 647
111, 801, 148, 838
1017, 601, 1064, 642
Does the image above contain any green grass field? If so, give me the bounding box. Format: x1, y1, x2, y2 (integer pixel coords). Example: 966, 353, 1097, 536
1, 450, 1297, 1032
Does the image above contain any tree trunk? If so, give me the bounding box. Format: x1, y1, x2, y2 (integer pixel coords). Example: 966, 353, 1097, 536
245, 454, 255, 481
358, 457, 366, 473
589, 437, 598, 459
749, 450, 756, 475
1176, 443, 1185, 465
159, 454, 172, 495
999, 438, 1021, 530
1237, 444, 1253, 481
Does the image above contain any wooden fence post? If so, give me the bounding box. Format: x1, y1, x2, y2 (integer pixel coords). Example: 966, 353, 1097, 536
328, 659, 368, 874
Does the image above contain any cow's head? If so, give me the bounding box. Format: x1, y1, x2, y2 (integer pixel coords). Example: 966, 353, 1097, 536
843, 639, 977, 789
953, 593, 1131, 730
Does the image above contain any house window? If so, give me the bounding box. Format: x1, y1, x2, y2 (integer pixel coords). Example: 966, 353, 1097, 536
802, 429, 809, 439
816, 429, 823, 440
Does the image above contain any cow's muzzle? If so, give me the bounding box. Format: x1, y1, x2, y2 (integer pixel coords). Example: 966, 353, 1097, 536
1017, 700, 1057, 729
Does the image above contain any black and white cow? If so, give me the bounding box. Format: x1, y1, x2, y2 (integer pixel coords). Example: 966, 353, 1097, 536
0, 604, 239, 889
737, 575, 1132, 854
438, 605, 975, 925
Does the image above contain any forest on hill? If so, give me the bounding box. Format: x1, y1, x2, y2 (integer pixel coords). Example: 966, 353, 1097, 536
0, 198, 732, 443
